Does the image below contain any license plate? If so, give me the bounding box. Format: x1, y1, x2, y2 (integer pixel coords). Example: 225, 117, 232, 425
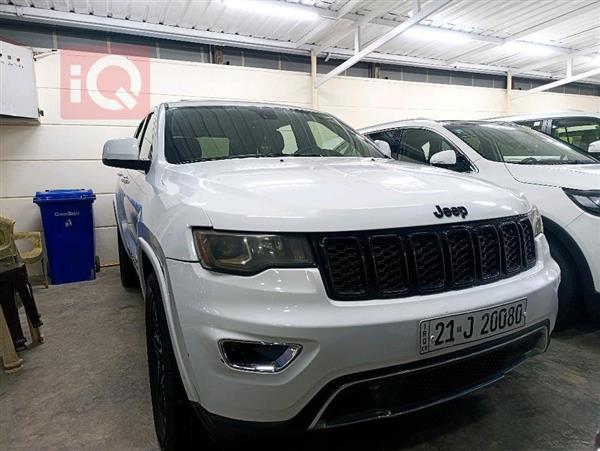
419, 299, 527, 354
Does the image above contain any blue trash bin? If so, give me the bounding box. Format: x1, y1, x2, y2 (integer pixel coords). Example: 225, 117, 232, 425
33, 189, 97, 285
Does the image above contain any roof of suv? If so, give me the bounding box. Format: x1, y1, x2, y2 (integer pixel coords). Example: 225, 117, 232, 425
359, 119, 520, 134
163, 99, 321, 114
491, 111, 600, 122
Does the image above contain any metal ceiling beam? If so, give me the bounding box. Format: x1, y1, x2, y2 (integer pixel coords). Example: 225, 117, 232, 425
513, 66, 600, 99
315, 0, 452, 88
294, 0, 362, 48
335, 0, 362, 19
312, 1, 397, 55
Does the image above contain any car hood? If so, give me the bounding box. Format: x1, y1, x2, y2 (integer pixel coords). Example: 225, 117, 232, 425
162, 157, 530, 232
506, 163, 600, 190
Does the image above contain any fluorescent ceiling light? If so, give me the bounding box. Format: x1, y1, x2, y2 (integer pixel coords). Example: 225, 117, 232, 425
501, 41, 556, 57
404, 27, 473, 45
223, 0, 319, 21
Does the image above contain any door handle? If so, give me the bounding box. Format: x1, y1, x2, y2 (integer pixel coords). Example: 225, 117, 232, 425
121, 176, 130, 184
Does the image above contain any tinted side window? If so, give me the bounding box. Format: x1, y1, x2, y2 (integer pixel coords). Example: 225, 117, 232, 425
139, 113, 156, 161
550, 117, 600, 151
368, 129, 402, 159
400, 129, 456, 164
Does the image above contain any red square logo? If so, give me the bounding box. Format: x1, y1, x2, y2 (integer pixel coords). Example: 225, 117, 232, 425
61, 45, 150, 119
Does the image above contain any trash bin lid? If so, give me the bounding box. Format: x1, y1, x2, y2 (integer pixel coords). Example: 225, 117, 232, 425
33, 189, 96, 203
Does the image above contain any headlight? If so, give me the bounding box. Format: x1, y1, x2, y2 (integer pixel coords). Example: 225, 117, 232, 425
528, 205, 543, 236
564, 188, 600, 217
193, 230, 315, 275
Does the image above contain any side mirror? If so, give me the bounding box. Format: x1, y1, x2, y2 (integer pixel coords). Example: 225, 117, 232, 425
587, 140, 600, 154
430, 150, 457, 168
102, 138, 150, 171
374, 140, 392, 158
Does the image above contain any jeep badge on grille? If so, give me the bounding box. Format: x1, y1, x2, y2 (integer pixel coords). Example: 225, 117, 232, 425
433, 205, 468, 219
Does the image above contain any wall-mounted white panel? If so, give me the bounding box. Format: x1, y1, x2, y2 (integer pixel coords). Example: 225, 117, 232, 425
1, 160, 119, 198
0, 124, 134, 160
0, 41, 39, 119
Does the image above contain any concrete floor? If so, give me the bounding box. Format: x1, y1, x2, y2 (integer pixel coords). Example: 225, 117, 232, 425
1, 267, 599, 451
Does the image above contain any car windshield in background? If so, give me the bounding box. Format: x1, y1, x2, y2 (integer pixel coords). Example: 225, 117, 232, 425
446, 123, 598, 165
164, 105, 384, 164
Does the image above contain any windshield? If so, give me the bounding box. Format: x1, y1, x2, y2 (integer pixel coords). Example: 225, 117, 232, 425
445, 123, 597, 165
164, 105, 385, 164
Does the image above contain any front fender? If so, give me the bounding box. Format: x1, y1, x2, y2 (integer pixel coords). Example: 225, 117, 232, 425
138, 236, 200, 403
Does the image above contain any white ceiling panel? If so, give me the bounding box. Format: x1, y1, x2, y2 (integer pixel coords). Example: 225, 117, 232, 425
0, 0, 598, 83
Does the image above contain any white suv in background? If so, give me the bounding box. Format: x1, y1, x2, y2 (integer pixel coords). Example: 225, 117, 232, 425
500, 111, 600, 155
361, 120, 598, 327
103, 102, 559, 449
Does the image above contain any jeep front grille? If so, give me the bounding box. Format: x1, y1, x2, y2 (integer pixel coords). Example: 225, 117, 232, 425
314, 215, 536, 301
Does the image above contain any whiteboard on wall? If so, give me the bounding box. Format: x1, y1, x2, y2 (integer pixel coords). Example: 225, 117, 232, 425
0, 40, 39, 119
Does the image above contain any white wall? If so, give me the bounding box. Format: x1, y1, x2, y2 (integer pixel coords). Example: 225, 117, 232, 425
1, 50, 599, 273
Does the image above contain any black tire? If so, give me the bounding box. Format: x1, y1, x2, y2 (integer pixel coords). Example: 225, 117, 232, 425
145, 272, 213, 450
547, 237, 582, 330
117, 228, 139, 288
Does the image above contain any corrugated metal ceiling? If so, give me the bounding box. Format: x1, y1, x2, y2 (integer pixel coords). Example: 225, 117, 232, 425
0, 0, 599, 82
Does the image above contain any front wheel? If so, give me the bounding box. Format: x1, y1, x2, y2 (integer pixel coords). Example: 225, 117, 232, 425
547, 237, 582, 330
145, 272, 212, 450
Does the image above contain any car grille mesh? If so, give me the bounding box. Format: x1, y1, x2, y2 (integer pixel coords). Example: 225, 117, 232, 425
315, 215, 536, 301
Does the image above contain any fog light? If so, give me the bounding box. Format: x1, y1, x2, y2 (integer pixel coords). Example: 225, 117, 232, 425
219, 340, 302, 373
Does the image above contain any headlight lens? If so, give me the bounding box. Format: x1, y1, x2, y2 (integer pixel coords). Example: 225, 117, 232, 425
193, 230, 315, 275
564, 188, 600, 217
528, 205, 543, 236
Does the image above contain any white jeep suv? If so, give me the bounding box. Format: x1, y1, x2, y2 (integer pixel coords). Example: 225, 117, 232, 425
103, 102, 559, 449
361, 119, 598, 328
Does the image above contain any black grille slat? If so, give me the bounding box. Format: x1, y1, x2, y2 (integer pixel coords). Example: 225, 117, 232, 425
518, 218, 536, 266
446, 228, 476, 286
500, 222, 522, 274
369, 236, 410, 296
474, 225, 501, 281
317, 215, 536, 301
409, 233, 445, 292
321, 237, 366, 296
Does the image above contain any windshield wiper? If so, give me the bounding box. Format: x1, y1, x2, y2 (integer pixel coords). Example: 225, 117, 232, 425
182, 153, 287, 163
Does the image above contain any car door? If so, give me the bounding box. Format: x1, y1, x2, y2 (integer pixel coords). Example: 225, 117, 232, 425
121, 112, 154, 262
115, 116, 147, 261
548, 117, 600, 152
125, 110, 157, 263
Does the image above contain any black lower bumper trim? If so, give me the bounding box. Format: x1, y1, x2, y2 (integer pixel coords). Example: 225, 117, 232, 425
191, 321, 550, 439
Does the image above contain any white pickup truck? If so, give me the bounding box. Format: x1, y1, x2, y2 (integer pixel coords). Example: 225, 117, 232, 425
103, 101, 559, 449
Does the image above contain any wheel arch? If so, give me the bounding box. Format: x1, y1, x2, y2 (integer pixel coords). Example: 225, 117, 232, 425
541, 215, 598, 313
138, 236, 200, 402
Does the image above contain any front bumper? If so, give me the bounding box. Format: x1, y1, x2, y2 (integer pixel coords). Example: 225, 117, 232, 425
166, 235, 559, 424
192, 322, 549, 437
